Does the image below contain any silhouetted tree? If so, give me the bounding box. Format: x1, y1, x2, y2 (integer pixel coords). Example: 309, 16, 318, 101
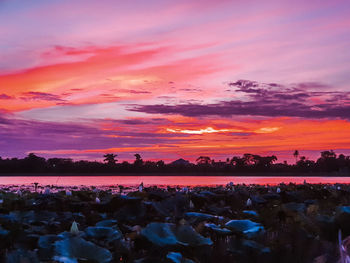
293, 150, 299, 164
242, 154, 257, 166
156, 160, 165, 168
196, 156, 211, 165
23, 153, 46, 172
120, 161, 131, 172
0, 150, 349, 174
103, 153, 118, 165
320, 150, 336, 159
296, 156, 315, 171
254, 155, 278, 169
47, 158, 74, 172
230, 156, 245, 169
134, 153, 143, 166
338, 154, 347, 167
317, 150, 338, 172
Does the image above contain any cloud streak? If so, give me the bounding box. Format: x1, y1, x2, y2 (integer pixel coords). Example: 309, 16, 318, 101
21, 91, 64, 101
130, 80, 350, 119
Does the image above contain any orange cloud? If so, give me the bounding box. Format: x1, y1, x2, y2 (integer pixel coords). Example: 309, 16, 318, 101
0, 44, 222, 112
26, 117, 350, 163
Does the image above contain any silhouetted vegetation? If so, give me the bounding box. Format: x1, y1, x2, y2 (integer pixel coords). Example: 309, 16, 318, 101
0, 150, 349, 174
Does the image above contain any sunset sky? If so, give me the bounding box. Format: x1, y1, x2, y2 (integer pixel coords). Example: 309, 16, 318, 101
1, 0, 350, 163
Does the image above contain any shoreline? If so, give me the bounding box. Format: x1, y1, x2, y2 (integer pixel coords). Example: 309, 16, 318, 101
0, 172, 349, 177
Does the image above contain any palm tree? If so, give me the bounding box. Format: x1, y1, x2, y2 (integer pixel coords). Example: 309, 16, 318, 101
103, 153, 118, 165
293, 150, 299, 164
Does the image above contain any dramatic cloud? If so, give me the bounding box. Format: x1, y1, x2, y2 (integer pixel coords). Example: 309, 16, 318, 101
130, 80, 350, 119
1, 110, 350, 162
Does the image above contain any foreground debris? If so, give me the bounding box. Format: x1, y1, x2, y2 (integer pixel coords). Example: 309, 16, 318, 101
0, 182, 349, 262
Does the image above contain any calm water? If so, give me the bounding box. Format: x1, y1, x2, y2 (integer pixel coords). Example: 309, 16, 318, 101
0, 176, 350, 186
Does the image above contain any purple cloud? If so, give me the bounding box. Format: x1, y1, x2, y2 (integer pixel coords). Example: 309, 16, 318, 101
20, 91, 64, 101
118, 119, 155, 125
129, 80, 350, 119
128, 90, 152, 94
0, 94, 13, 100
102, 118, 169, 126
179, 88, 203, 92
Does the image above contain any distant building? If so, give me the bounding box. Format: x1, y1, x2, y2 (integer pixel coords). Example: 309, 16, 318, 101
170, 158, 191, 166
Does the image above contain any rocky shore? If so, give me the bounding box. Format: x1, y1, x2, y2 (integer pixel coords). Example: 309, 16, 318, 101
0, 182, 349, 262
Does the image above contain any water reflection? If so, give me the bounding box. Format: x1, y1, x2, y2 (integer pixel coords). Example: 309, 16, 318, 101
0, 175, 350, 187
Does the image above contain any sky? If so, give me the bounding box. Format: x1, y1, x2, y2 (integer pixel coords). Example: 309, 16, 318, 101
0, 0, 350, 163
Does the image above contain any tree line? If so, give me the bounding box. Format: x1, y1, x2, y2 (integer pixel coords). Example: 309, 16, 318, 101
0, 150, 349, 174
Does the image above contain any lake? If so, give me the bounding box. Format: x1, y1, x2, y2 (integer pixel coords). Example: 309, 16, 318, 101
1, 175, 350, 186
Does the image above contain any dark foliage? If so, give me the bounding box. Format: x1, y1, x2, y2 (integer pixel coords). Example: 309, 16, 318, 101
0, 151, 349, 174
